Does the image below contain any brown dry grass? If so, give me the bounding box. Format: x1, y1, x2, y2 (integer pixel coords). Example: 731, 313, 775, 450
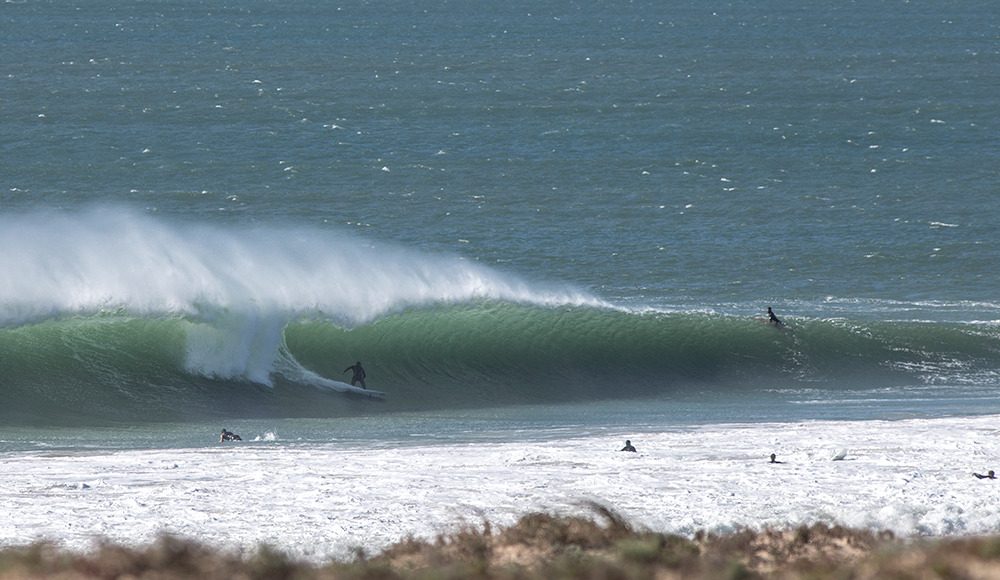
3, 505, 1000, 579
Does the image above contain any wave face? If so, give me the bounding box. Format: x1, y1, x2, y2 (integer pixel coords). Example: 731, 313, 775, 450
2, 208, 1000, 425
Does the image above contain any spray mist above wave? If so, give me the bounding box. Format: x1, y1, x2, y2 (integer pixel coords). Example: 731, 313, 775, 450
0, 207, 605, 326
0, 207, 606, 388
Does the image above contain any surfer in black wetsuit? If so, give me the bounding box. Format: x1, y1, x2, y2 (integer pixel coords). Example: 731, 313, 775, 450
974, 470, 996, 479
220, 429, 242, 443
343, 361, 367, 389
770, 453, 783, 464
767, 307, 783, 327
621, 440, 637, 452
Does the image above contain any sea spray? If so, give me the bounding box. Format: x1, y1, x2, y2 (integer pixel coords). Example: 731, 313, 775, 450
0, 207, 602, 325
182, 312, 288, 386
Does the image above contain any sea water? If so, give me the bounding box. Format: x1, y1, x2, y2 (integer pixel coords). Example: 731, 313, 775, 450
2, 0, 999, 561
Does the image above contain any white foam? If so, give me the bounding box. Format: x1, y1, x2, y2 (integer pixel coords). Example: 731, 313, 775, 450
2, 414, 1000, 562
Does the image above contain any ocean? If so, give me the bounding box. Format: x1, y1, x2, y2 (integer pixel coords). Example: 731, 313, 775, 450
2, 0, 999, 561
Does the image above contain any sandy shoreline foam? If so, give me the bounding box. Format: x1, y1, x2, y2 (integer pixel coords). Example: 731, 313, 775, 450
2, 414, 1000, 562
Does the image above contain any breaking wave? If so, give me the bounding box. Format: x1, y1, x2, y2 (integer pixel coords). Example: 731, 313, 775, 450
1, 207, 999, 425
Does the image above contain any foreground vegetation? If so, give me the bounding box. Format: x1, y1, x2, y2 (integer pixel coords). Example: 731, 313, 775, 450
3, 505, 1000, 579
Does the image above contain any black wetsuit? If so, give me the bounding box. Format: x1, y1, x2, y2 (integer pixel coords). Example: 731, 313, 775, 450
344, 364, 367, 388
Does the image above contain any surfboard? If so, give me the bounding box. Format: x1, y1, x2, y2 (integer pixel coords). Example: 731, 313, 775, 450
756, 317, 787, 329
318, 379, 387, 400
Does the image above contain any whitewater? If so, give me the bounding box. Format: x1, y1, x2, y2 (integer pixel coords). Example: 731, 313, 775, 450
3, 415, 1000, 562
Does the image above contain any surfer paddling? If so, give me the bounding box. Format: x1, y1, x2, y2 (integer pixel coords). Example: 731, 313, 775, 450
974, 470, 996, 479
220, 429, 242, 443
343, 361, 367, 389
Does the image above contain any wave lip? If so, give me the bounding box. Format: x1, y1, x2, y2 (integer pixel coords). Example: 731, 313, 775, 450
0, 206, 603, 328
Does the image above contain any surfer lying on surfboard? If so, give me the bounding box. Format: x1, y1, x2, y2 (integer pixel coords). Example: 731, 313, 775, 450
220, 429, 242, 442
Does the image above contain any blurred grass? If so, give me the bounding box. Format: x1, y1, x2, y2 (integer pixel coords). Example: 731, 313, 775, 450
2, 505, 1000, 579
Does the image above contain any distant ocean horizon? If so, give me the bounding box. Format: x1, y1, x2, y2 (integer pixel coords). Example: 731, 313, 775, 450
2, 0, 999, 560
